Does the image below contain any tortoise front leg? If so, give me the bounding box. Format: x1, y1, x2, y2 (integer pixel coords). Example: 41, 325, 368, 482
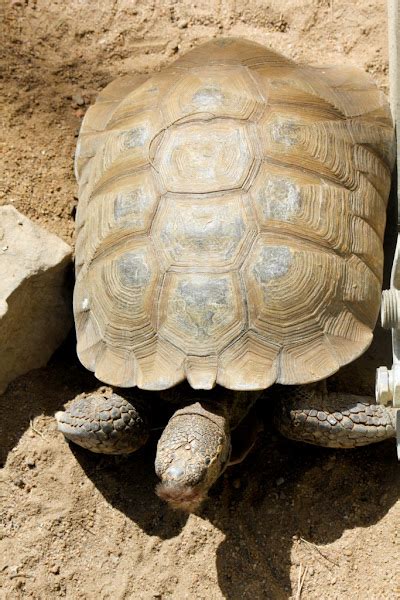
274, 382, 396, 448
56, 387, 150, 454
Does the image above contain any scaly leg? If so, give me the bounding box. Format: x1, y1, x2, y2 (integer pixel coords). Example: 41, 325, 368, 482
56, 387, 150, 454
274, 382, 396, 448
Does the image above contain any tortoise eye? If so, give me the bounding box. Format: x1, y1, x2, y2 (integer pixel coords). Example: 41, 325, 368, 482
205, 457, 211, 465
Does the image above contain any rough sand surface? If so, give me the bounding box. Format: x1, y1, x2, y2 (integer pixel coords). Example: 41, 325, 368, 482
1, 1, 399, 598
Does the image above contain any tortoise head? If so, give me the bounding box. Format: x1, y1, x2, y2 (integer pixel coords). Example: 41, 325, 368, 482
155, 402, 231, 511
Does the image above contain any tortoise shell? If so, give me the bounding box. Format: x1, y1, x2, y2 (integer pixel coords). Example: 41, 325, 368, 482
74, 38, 394, 391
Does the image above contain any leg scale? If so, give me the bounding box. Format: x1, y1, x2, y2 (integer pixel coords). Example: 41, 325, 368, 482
56, 388, 149, 454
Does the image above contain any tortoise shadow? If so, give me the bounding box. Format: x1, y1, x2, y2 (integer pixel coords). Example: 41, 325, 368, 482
69, 436, 190, 539
0, 329, 189, 540
206, 180, 399, 598
0, 331, 95, 468
208, 424, 399, 600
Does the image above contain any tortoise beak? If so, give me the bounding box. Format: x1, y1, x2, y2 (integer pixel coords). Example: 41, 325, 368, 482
163, 461, 186, 481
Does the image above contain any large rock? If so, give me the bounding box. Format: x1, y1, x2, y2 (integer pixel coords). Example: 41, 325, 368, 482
0, 205, 73, 394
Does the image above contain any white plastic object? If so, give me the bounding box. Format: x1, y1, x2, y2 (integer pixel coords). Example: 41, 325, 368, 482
377, 268, 400, 459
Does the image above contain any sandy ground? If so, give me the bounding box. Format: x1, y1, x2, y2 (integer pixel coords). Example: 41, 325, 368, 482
1, 0, 399, 598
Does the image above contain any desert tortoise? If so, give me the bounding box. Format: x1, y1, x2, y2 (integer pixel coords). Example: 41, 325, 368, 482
56, 38, 396, 511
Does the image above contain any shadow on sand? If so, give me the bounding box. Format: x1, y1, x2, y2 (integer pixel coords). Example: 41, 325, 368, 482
69, 400, 399, 599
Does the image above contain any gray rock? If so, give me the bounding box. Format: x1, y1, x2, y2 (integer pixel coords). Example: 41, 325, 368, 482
0, 205, 73, 394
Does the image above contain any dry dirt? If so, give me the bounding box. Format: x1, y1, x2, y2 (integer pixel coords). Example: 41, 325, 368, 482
1, 1, 399, 598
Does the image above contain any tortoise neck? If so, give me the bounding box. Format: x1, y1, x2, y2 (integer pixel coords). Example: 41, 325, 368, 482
169, 386, 261, 428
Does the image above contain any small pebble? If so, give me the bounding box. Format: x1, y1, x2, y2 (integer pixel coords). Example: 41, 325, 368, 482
72, 93, 85, 106
276, 477, 285, 486
50, 564, 60, 574
8, 565, 19, 578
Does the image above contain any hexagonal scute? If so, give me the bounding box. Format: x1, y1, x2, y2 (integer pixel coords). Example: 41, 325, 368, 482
75, 169, 160, 274
152, 193, 257, 270
83, 110, 162, 206
108, 110, 157, 155
158, 272, 245, 355
243, 235, 338, 345
112, 170, 159, 232
242, 234, 373, 383
160, 66, 265, 125
256, 110, 364, 194
249, 162, 384, 280
249, 163, 303, 226
152, 120, 258, 194
74, 240, 161, 386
